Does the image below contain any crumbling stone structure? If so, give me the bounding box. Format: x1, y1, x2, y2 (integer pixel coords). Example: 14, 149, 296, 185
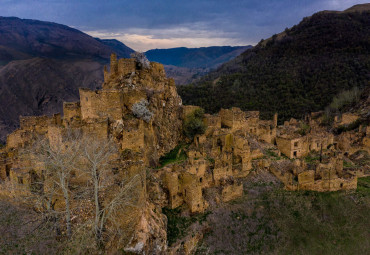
0, 54, 185, 253
276, 118, 334, 159
269, 155, 358, 192
219, 108, 277, 143
156, 107, 265, 213
0, 53, 368, 253
334, 112, 360, 126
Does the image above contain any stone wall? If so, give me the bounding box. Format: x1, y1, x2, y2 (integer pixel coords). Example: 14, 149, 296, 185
6, 129, 33, 149
219, 108, 246, 130
79, 88, 123, 121
164, 170, 184, 209
82, 118, 109, 140
276, 136, 309, 159
270, 156, 357, 192
0, 152, 7, 180
276, 136, 292, 158
257, 123, 276, 144
121, 119, 145, 153
182, 105, 201, 119
221, 183, 243, 202
335, 113, 359, 126
204, 114, 221, 134
63, 101, 81, 126
181, 172, 207, 213
298, 175, 357, 192
118, 58, 137, 78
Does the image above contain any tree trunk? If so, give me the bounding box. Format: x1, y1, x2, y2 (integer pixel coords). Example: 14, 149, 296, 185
61, 176, 72, 238
93, 168, 104, 248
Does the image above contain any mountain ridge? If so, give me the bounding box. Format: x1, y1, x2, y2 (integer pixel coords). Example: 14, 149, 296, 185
145, 46, 251, 68
145, 45, 251, 84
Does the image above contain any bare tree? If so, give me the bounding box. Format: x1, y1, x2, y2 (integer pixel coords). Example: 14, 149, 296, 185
79, 136, 144, 249
3, 129, 146, 252
32, 129, 83, 237
99, 172, 144, 247
79, 136, 117, 247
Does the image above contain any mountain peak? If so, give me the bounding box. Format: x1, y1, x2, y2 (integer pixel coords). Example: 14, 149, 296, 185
344, 3, 370, 13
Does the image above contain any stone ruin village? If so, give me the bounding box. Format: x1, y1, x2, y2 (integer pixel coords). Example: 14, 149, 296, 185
0, 54, 369, 253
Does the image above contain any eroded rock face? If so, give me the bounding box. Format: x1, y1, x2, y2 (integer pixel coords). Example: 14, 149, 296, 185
124, 202, 168, 254
100, 54, 183, 166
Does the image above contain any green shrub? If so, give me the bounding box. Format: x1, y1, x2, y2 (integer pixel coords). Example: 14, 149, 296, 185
158, 144, 188, 167
328, 87, 360, 112
322, 87, 361, 127
304, 153, 320, 163
265, 148, 282, 160
183, 108, 207, 139
357, 176, 370, 196
206, 156, 215, 164
297, 123, 310, 136
321, 109, 335, 126
163, 206, 210, 245
343, 160, 356, 168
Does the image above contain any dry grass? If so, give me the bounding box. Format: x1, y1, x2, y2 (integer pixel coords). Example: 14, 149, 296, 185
195, 173, 370, 255
0, 199, 60, 255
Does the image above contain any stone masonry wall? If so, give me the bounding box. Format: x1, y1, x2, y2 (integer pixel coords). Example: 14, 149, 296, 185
79, 88, 123, 121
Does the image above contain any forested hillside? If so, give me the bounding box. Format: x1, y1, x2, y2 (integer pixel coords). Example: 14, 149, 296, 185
178, 5, 370, 121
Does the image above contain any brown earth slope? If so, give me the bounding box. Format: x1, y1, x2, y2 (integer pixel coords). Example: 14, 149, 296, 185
0, 17, 135, 143
0, 58, 104, 141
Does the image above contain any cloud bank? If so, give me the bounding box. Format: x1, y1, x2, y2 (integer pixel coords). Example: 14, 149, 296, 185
0, 0, 368, 51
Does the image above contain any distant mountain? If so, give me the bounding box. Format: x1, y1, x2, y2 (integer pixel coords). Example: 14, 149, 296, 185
145, 46, 251, 84
145, 46, 251, 68
0, 17, 135, 142
178, 4, 370, 121
0, 17, 111, 62
95, 38, 134, 59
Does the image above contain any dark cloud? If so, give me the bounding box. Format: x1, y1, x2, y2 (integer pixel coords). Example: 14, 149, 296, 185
0, 0, 368, 50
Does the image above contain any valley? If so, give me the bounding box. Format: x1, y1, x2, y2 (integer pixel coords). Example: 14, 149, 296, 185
0, 3, 369, 255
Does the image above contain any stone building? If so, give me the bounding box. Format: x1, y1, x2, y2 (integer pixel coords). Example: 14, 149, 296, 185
0, 53, 368, 253
276, 118, 334, 159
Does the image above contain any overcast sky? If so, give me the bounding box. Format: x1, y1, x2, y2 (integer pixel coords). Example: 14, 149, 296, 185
0, 0, 368, 51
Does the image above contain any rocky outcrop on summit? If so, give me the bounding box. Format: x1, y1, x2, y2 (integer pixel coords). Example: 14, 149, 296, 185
100, 54, 183, 164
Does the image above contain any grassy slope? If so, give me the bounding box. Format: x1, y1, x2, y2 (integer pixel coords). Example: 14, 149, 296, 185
192, 174, 370, 255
